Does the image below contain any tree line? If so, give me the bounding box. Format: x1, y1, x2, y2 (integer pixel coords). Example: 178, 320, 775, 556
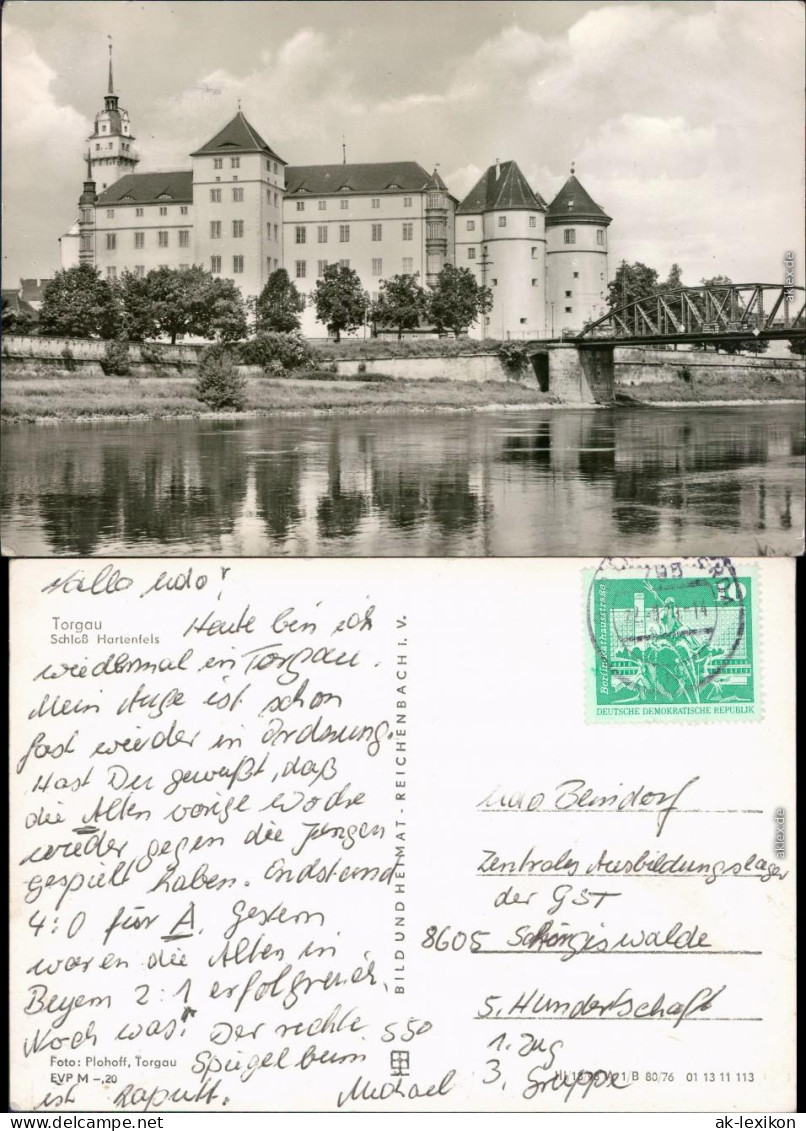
3, 261, 494, 344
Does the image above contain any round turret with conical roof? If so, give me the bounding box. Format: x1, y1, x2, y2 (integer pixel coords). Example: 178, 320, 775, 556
456, 159, 548, 339
545, 166, 611, 334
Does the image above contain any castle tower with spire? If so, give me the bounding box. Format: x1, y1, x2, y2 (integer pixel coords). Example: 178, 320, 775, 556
545, 166, 611, 334
86, 39, 139, 190
456, 159, 548, 339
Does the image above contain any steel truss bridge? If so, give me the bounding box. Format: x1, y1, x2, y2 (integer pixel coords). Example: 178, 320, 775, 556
568, 283, 806, 348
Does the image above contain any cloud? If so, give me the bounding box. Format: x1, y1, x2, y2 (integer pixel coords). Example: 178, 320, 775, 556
1, 24, 89, 281
2, 1, 803, 288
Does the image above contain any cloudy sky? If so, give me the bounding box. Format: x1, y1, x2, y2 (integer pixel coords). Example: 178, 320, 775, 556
2, 0, 803, 289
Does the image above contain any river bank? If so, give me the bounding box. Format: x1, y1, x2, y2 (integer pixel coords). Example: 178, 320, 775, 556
2, 370, 803, 423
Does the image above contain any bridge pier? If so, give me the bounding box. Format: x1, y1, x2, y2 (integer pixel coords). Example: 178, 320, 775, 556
530, 344, 615, 404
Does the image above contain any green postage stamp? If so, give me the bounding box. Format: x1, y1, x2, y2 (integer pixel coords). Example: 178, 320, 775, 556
586, 559, 758, 722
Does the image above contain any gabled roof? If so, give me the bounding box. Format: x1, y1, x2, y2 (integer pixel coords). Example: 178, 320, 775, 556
96, 171, 193, 205
546, 173, 611, 224
457, 160, 546, 214
191, 111, 285, 162
285, 161, 455, 199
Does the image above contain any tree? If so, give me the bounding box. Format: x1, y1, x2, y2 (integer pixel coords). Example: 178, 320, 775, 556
195, 346, 247, 411
662, 263, 684, 293
255, 268, 306, 333
209, 276, 249, 342
428, 264, 493, 338
115, 269, 158, 341
1, 296, 36, 335
607, 261, 659, 310
312, 263, 368, 341
146, 266, 247, 344
369, 272, 428, 339
39, 264, 120, 339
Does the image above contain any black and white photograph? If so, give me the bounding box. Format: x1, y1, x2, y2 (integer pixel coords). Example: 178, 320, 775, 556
1, 0, 804, 556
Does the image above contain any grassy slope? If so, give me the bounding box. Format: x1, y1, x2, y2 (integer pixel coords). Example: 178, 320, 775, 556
1, 373, 555, 422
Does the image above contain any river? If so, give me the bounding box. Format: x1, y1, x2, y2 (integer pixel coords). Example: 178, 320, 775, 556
1, 405, 803, 557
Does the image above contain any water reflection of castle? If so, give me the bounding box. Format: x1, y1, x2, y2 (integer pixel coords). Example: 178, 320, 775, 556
1, 410, 801, 556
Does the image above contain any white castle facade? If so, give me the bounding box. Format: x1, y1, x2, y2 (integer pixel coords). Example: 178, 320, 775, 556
60, 61, 612, 339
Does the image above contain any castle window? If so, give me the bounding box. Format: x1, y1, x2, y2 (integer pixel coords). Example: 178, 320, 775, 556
106, 209, 115, 218
597, 229, 605, 245
402, 222, 413, 241
180, 206, 188, 215
233, 255, 244, 273
531, 279, 537, 286
179, 230, 190, 248
267, 223, 271, 239
467, 248, 476, 260
428, 194, 443, 208
210, 256, 221, 274
339, 259, 350, 268
404, 197, 412, 208
529, 216, 537, 228
339, 224, 350, 243
573, 271, 580, 278
498, 216, 507, 228
372, 224, 382, 241
318, 200, 326, 211
95, 144, 100, 151
107, 142, 113, 150
210, 189, 221, 203
466, 220, 475, 231
135, 208, 144, 217
158, 231, 169, 247
274, 224, 279, 241
520, 318, 527, 324
565, 290, 572, 298
233, 220, 244, 238
106, 233, 116, 250
266, 159, 271, 172
296, 201, 305, 212
233, 188, 244, 202
210, 221, 221, 239
317, 226, 328, 244
101, 124, 107, 132
371, 198, 380, 209
372, 258, 382, 276
274, 193, 279, 207
295, 226, 306, 244
134, 266, 145, 278
565, 306, 572, 313
295, 260, 306, 279
80, 235, 91, 252
159, 206, 168, 216
106, 266, 116, 280
492, 278, 498, 286
273, 163, 278, 175
340, 199, 348, 210
317, 260, 328, 277
563, 229, 576, 245
214, 158, 223, 169
402, 257, 413, 273
81, 208, 92, 222
231, 157, 240, 169
134, 232, 145, 249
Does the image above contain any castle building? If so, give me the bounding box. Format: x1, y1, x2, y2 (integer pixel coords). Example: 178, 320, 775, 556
60, 60, 610, 339
545, 166, 612, 334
